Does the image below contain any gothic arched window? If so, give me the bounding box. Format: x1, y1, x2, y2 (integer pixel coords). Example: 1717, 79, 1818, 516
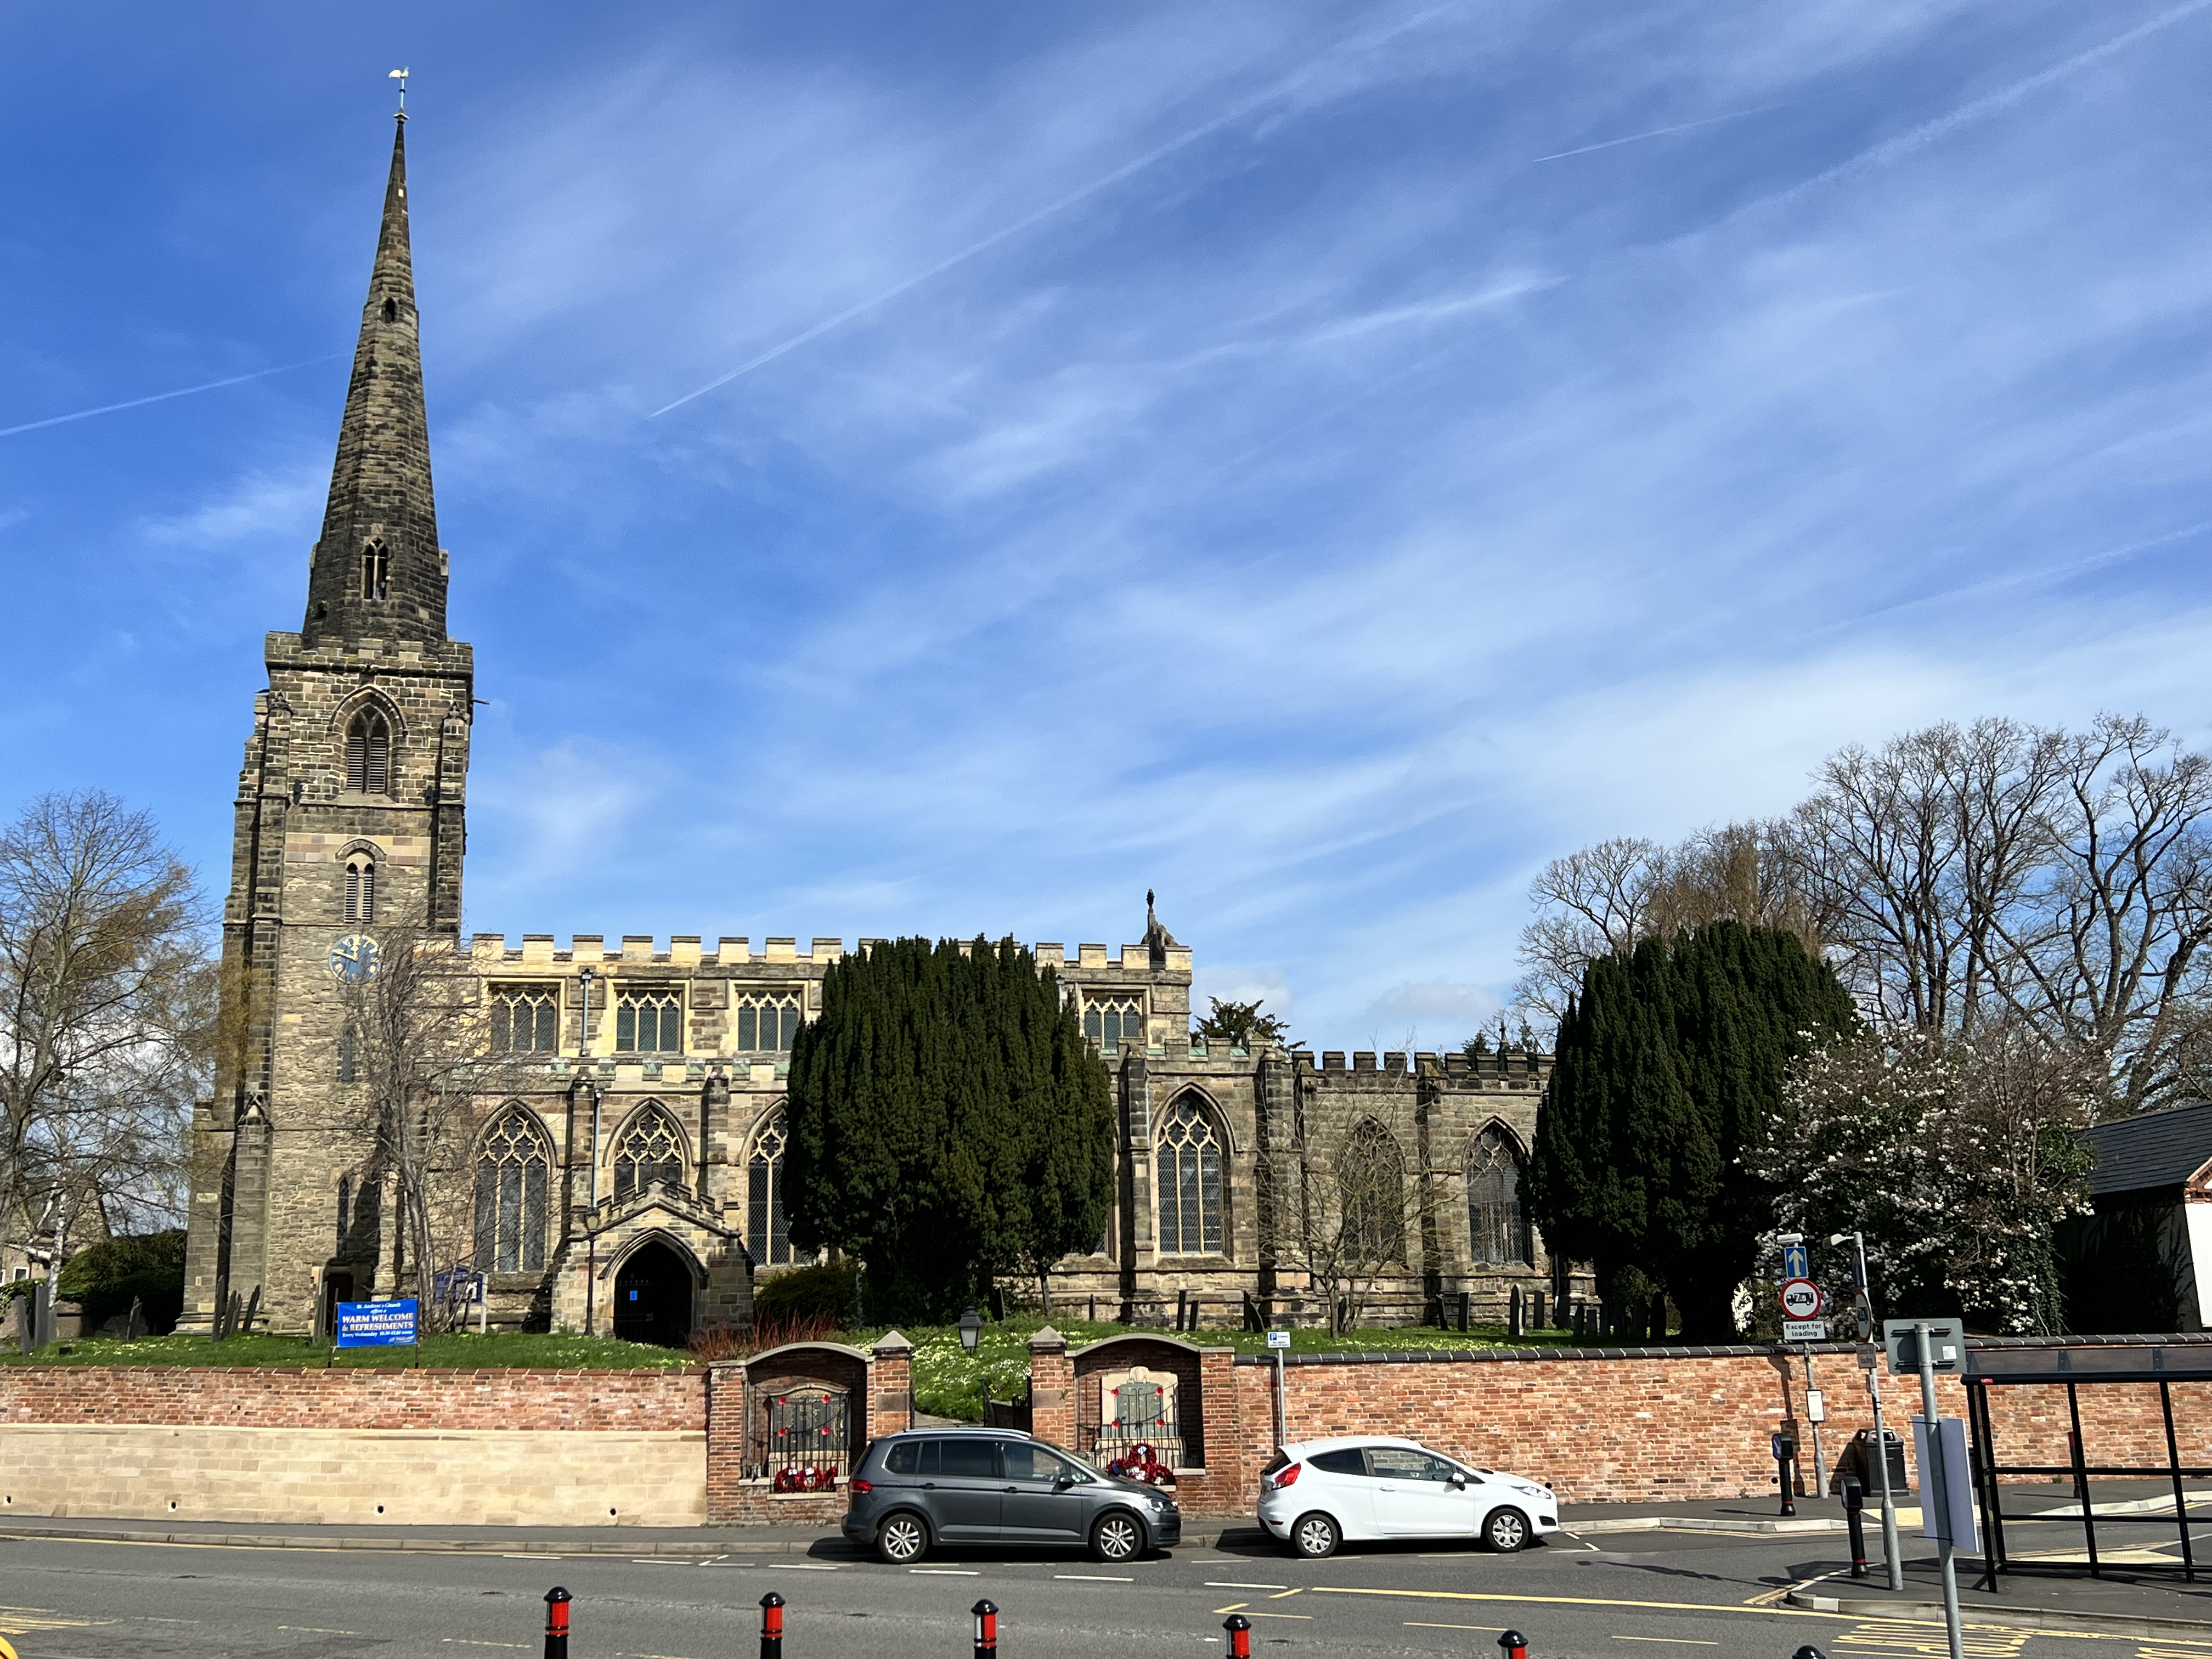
345, 708, 391, 794
1085, 995, 1145, 1052
336, 1174, 354, 1255
1339, 1118, 1406, 1266
475, 1108, 550, 1273
747, 1110, 797, 1266
1467, 1125, 1531, 1266
362, 538, 390, 602
343, 851, 376, 923
1155, 1094, 1224, 1256
612, 1104, 686, 1203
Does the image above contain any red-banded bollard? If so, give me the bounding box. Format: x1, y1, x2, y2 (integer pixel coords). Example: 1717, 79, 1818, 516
973, 1599, 998, 1659
544, 1588, 571, 1659
1223, 1613, 1251, 1659
1498, 1630, 1528, 1659
760, 1593, 785, 1659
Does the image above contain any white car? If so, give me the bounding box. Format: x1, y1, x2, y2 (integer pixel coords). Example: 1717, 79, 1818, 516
1257, 1436, 1561, 1558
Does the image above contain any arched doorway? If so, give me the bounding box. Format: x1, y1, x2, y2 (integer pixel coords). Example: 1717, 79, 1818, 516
613, 1240, 696, 1347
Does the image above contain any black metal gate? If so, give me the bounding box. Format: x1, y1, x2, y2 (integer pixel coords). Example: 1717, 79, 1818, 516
765, 1386, 850, 1489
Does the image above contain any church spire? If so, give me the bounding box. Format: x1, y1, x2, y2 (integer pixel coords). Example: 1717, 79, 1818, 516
302, 114, 445, 645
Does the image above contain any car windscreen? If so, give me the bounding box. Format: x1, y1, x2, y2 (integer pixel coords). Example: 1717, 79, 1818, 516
936, 1439, 1000, 1479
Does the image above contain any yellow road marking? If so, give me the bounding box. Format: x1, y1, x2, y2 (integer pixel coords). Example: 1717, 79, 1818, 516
1215, 1603, 1249, 1615
1243, 1613, 1315, 1621
440, 1642, 528, 1650
1312, 1585, 1836, 1619
1268, 1588, 1305, 1599
0, 1606, 103, 1638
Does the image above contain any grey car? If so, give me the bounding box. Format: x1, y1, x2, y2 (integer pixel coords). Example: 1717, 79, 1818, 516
843, 1428, 1182, 1565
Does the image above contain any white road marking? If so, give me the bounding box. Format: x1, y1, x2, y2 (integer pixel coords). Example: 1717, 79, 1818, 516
911, 1568, 981, 1576
1612, 1640, 1720, 1647
1055, 1575, 1135, 1582
1205, 1582, 1289, 1590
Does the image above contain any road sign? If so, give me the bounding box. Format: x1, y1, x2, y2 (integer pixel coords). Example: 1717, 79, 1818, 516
335, 1297, 418, 1348
1883, 1317, 1962, 1376
1781, 1239, 1810, 1281
1266, 1329, 1291, 1350
1779, 1278, 1824, 1319
1784, 1319, 1829, 1342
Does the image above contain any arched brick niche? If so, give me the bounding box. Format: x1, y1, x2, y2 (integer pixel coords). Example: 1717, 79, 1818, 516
742, 1341, 868, 1487
1070, 1333, 1207, 1470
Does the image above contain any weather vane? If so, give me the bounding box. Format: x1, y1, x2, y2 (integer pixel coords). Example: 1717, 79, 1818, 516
389, 66, 410, 116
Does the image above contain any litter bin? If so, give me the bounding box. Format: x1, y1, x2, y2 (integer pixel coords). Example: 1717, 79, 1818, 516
1836, 1427, 1910, 1496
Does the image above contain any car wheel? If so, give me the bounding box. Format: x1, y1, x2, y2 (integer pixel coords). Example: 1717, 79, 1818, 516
1091, 1510, 1146, 1563
1483, 1507, 1531, 1553
876, 1511, 930, 1565
1290, 1511, 1340, 1560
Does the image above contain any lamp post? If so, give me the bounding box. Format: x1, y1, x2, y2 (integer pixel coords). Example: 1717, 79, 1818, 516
958, 1305, 983, 1353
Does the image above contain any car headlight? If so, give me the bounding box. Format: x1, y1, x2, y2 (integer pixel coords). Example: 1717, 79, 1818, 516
1146, 1496, 1166, 1512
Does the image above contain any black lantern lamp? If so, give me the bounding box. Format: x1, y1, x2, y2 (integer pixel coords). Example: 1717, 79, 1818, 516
958, 1305, 984, 1353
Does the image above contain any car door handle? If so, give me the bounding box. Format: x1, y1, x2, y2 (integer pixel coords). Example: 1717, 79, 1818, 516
1003, 1486, 1018, 1493
923, 1482, 936, 1489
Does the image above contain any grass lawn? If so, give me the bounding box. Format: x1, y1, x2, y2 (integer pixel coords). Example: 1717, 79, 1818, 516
0, 1316, 1583, 1410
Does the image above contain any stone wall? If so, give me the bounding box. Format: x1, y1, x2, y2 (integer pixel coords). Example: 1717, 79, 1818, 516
0, 1366, 705, 1527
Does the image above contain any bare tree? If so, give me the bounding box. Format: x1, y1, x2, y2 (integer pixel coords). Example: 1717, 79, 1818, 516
336, 925, 520, 1331
1514, 823, 1822, 1024
0, 792, 212, 1268
1268, 1103, 1453, 1334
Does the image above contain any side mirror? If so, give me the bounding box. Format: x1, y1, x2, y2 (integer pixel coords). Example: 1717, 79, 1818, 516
1053, 1474, 1081, 1491
1449, 1472, 1468, 1488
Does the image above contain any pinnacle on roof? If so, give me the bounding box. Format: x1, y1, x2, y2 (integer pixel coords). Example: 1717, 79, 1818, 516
301, 114, 446, 645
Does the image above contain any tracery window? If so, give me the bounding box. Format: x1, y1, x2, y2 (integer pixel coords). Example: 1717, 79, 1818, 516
1339, 1118, 1406, 1266
1084, 995, 1145, 1052
345, 709, 391, 794
491, 984, 559, 1054
343, 852, 376, 923
616, 989, 684, 1053
736, 993, 802, 1053
1467, 1125, 1532, 1266
335, 1174, 354, 1254
362, 538, 389, 602
474, 1108, 550, 1273
1154, 1094, 1223, 1256
747, 1110, 798, 1266
612, 1104, 686, 1203
337, 1022, 359, 1084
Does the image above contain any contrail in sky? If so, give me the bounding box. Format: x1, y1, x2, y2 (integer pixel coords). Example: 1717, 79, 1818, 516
650, 6, 1454, 419
1755, 0, 2212, 214
1531, 105, 1790, 164
0, 352, 345, 440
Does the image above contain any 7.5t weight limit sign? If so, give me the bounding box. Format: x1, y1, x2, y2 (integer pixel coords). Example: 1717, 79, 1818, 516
1779, 1278, 1824, 1321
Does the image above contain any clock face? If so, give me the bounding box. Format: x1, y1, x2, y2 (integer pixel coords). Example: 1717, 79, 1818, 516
329, 934, 380, 982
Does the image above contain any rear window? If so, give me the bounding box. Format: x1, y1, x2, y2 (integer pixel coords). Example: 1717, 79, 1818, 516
1310, 1448, 1368, 1476
1260, 1451, 1291, 1479
937, 1439, 1000, 1478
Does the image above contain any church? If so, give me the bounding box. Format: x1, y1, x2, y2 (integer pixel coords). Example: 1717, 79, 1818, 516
179, 116, 1561, 1343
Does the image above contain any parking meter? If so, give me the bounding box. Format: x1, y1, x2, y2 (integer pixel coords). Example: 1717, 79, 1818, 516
1772, 1430, 1798, 1517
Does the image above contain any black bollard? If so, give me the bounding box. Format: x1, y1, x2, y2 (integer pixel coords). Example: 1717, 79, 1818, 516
1771, 1431, 1797, 1519
1841, 1475, 1867, 1579
1498, 1630, 1530, 1659
1223, 1613, 1251, 1659
973, 1599, 998, 1659
760, 1593, 785, 1659
544, 1588, 571, 1659
1793, 1648, 1830, 1659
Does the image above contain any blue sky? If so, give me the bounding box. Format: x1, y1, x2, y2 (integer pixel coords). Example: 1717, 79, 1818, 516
4, 2, 2209, 1050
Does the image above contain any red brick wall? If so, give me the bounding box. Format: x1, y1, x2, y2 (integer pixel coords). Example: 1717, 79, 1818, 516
0, 1365, 705, 1431
1177, 1344, 2212, 1515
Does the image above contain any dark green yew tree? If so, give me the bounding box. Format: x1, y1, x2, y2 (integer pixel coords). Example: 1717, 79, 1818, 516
1526, 921, 1855, 1341
783, 936, 1114, 1324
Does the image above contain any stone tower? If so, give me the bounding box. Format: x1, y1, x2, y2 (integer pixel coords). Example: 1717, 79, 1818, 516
180, 114, 473, 1335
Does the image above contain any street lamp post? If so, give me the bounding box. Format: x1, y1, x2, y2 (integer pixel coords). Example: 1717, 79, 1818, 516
958, 1305, 983, 1353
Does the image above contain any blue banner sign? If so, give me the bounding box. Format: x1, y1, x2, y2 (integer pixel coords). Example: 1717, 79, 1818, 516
336, 1298, 419, 1348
